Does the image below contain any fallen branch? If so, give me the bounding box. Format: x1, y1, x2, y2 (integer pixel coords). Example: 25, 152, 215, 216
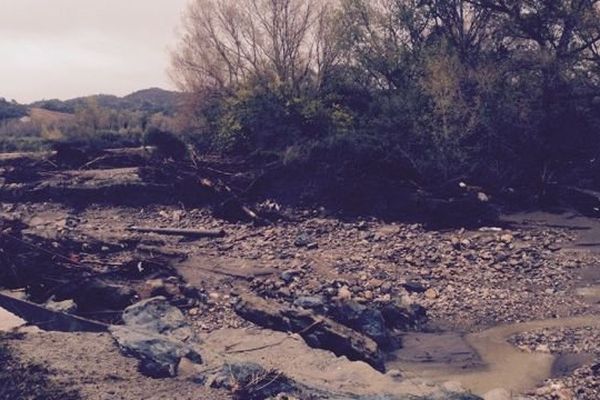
127, 226, 226, 238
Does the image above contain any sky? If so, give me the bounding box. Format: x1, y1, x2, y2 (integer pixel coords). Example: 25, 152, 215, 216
0, 0, 190, 103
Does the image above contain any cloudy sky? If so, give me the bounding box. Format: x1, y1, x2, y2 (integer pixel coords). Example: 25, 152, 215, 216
0, 0, 189, 103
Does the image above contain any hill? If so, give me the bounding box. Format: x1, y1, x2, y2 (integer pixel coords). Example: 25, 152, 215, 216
30, 88, 181, 115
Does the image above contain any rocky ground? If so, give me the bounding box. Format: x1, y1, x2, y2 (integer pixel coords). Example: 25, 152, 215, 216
510, 326, 600, 400
0, 150, 599, 399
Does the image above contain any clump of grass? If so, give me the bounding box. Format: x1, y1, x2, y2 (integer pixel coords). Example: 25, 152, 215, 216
0, 333, 80, 400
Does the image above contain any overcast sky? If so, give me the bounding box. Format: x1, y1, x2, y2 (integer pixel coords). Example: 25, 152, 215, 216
0, 0, 189, 103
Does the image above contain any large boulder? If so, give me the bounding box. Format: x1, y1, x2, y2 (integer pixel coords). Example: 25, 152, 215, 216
121, 296, 194, 342
110, 326, 202, 378
110, 297, 201, 378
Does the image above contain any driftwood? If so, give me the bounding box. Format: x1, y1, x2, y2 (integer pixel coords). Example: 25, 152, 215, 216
234, 294, 385, 372
0, 292, 108, 333
128, 226, 226, 238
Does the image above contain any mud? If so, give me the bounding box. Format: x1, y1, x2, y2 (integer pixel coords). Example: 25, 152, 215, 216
389, 315, 600, 396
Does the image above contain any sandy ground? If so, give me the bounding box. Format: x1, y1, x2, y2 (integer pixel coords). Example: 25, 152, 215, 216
2, 330, 229, 400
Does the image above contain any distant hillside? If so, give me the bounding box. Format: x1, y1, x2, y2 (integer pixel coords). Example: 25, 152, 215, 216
27, 107, 74, 124
30, 88, 181, 115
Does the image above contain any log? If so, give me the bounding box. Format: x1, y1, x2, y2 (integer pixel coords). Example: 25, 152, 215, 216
128, 226, 226, 238
0, 292, 108, 333
234, 294, 385, 372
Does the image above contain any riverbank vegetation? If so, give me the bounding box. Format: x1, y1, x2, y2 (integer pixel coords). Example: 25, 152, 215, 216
171, 0, 600, 193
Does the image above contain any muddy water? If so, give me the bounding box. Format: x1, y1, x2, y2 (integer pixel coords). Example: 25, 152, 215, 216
0, 307, 25, 331
388, 211, 600, 396
389, 316, 600, 395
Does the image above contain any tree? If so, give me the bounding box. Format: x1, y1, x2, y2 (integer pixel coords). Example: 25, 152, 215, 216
171, 0, 342, 95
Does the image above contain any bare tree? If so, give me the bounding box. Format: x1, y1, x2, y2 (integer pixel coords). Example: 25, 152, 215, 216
171, 0, 342, 95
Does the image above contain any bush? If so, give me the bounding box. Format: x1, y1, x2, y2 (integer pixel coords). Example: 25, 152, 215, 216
143, 127, 188, 160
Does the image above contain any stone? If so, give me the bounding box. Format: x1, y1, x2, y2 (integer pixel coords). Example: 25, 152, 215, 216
281, 270, 298, 284
500, 234, 514, 244
294, 234, 314, 248
121, 297, 194, 342
110, 326, 202, 378
402, 281, 426, 293
110, 297, 201, 378
425, 288, 439, 300
329, 301, 393, 349
293, 296, 325, 310
45, 298, 77, 314
337, 286, 352, 301
483, 388, 512, 400
380, 301, 427, 331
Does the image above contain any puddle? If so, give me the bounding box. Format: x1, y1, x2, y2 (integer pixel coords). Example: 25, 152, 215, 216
502, 210, 600, 253
388, 316, 600, 396
0, 307, 25, 331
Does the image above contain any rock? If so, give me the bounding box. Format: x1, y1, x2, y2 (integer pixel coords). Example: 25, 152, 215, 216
45, 298, 77, 314
425, 288, 439, 300
110, 297, 201, 378
208, 362, 296, 400
386, 369, 403, 379
121, 297, 194, 342
281, 270, 299, 284
380, 301, 427, 330
500, 234, 514, 244
110, 326, 202, 378
380, 282, 392, 293
294, 234, 314, 248
306, 242, 318, 250
235, 294, 385, 371
337, 286, 352, 301
329, 301, 394, 350
293, 296, 325, 310
483, 388, 512, 400
535, 344, 551, 353
402, 281, 426, 293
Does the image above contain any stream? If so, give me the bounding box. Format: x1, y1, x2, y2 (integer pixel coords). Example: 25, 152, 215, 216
388, 316, 599, 396
388, 210, 600, 396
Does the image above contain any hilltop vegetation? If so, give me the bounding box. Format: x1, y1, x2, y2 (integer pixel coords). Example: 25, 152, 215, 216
0, 89, 181, 153
0, 98, 27, 121
30, 88, 181, 116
